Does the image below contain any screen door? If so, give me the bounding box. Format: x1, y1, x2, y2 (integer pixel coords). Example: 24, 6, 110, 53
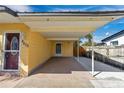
3, 33, 20, 70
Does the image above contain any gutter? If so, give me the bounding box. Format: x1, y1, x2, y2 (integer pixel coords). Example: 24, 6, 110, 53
1, 5, 124, 17
17, 11, 124, 16
0, 5, 18, 17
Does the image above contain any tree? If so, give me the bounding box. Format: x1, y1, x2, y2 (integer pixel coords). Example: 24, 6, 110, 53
85, 33, 93, 44
81, 33, 93, 46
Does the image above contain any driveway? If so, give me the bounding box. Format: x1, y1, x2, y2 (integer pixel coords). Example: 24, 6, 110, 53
1, 57, 124, 88
77, 57, 124, 88
14, 57, 94, 88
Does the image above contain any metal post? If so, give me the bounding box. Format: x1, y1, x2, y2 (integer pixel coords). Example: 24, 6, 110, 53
92, 33, 94, 76
77, 39, 80, 61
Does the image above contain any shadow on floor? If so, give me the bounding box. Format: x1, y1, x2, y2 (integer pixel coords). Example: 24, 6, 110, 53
31, 57, 87, 75
85, 51, 124, 70
78, 57, 123, 72
30, 56, 124, 76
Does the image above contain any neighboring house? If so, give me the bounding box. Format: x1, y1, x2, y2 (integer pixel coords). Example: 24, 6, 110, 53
96, 42, 106, 46
102, 30, 124, 46
0, 6, 124, 76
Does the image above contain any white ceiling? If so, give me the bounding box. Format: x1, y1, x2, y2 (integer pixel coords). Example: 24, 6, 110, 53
19, 16, 114, 40
19, 16, 114, 28
0, 12, 122, 40
21, 21, 109, 28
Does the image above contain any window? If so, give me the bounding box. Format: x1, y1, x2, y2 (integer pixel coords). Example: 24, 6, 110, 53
110, 41, 118, 46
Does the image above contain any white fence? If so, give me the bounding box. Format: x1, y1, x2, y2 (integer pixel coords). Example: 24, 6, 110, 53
82, 46, 124, 69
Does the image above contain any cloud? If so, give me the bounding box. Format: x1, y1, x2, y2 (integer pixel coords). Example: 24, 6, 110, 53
93, 35, 104, 43
118, 22, 124, 23
87, 5, 124, 11
52, 9, 81, 12
105, 32, 110, 36
48, 5, 124, 12
5, 5, 124, 12
51, 6, 98, 12
103, 25, 110, 29
5, 5, 32, 12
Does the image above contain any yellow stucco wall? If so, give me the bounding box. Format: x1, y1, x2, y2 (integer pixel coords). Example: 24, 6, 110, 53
51, 41, 73, 57
0, 23, 74, 76
62, 41, 73, 57
0, 23, 30, 76
0, 23, 53, 76
28, 32, 52, 73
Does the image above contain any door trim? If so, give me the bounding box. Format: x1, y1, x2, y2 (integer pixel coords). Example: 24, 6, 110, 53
55, 42, 62, 57
2, 31, 22, 71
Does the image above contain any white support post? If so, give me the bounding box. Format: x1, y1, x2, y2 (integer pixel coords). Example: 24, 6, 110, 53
77, 39, 80, 61
92, 33, 95, 76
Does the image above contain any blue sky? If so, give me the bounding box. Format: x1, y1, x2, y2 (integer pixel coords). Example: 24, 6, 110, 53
6, 5, 124, 42
94, 17, 124, 42
30, 5, 124, 12
10, 5, 124, 12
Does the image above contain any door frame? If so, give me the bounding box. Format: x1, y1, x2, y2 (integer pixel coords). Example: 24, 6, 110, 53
55, 42, 62, 56
2, 31, 22, 71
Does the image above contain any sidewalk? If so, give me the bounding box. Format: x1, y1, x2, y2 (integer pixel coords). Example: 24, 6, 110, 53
76, 57, 124, 88
0, 73, 24, 88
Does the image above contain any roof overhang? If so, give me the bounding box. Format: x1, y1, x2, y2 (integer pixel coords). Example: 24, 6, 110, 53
0, 6, 17, 16
102, 30, 124, 42
18, 14, 120, 40
0, 6, 20, 23
1, 6, 124, 40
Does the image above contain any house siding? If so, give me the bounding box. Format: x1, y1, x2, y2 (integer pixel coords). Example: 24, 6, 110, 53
105, 34, 124, 46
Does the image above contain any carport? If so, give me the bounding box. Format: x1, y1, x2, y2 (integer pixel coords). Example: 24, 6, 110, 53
17, 11, 124, 76
1, 6, 124, 76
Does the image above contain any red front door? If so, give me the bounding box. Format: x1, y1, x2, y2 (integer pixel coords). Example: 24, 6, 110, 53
3, 33, 20, 70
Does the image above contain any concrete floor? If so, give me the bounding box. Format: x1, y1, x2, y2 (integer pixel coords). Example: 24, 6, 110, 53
0, 57, 94, 88
77, 57, 124, 88
1, 57, 124, 88
15, 57, 94, 88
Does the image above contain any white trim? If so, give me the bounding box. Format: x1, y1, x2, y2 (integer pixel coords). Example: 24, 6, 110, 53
77, 39, 80, 61
55, 42, 62, 57
91, 32, 95, 76
2, 31, 22, 72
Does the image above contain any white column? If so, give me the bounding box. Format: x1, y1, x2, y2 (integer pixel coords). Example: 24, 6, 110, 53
77, 39, 80, 61
92, 33, 95, 76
